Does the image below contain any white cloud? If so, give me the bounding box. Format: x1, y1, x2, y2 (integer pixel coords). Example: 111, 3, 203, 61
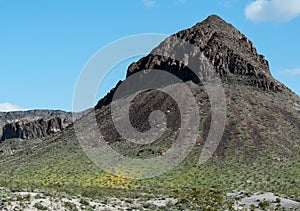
278, 68, 300, 75
143, 0, 156, 8
0, 102, 24, 112
142, 0, 186, 8
219, 0, 236, 8
223, 1, 232, 7
245, 0, 300, 22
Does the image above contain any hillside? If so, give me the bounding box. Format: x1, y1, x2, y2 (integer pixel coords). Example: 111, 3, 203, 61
0, 15, 299, 210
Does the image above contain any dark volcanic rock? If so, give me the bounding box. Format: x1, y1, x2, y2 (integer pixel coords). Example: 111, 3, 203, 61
1, 116, 72, 140
96, 81, 123, 110
96, 15, 283, 109
0, 110, 71, 138
127, 15, 282, 91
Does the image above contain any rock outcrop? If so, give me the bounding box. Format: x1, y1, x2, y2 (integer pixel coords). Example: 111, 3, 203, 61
127, 15, 282, 91
0, 110, 71, 138
1, 116, 72, 141
96, 15, 283, 109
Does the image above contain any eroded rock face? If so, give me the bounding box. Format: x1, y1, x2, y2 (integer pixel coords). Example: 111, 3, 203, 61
96, 15, 283, 110
1, 117, 72, 140
0, 110, 71, 138
127, 15, 282, 92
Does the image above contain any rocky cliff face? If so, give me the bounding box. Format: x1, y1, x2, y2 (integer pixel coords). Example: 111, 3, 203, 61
127, 15, 282, 91
96, 15, 283, 109
1, 116, 72, 140
0, 110, 71, 140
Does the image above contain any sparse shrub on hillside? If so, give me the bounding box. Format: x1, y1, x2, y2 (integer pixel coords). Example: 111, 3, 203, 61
63, 201, 78, 210
258, 200, 271, 210
79, 198, 89, 206
33, 202, 48, 210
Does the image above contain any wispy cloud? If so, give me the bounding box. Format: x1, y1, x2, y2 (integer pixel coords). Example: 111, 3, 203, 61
0, 102, 24, 112
245, 0, 300, 22
219, 0, 235, 8
142, 0, 186, 8
143, 0, 156, 8
278, 68, 300, 75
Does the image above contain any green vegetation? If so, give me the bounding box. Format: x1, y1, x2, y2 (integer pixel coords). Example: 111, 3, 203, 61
0, 82, 299, 209
33, 202, 48, 210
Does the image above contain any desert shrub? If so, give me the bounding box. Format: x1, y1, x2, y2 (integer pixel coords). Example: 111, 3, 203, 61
33, 202, 48, 210
64, 201, 78, 210
79, 198, 89, 206
258, 200, 271, 210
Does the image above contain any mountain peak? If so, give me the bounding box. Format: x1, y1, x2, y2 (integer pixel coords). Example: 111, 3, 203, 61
203, 14, 228, 24
197, 14, 237, 33
97, 15, 285, 109
126, 15, 283, 92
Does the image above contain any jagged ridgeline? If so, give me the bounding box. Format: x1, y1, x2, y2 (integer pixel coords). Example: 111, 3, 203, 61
96, 15, 285, 109
0, 15, 299, 206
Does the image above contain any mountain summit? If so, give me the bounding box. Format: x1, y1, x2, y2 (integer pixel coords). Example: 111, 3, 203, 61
127, 14, 280, 91
97, 15, 285, 109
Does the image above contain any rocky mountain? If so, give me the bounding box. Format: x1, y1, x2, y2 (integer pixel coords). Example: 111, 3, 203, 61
0, 110, 71, 140
128, 15, 280, 89
93, 15, 300, 161
91, 14, 299, 189
1, 116, 72, 141
0, 15, 299, 208
96, 15, 286, 110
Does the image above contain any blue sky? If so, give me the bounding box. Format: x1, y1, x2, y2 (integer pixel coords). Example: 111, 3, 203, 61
0, 0, 299, 111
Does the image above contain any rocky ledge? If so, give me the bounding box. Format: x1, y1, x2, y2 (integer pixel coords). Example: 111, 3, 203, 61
0, 116, 72, 141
